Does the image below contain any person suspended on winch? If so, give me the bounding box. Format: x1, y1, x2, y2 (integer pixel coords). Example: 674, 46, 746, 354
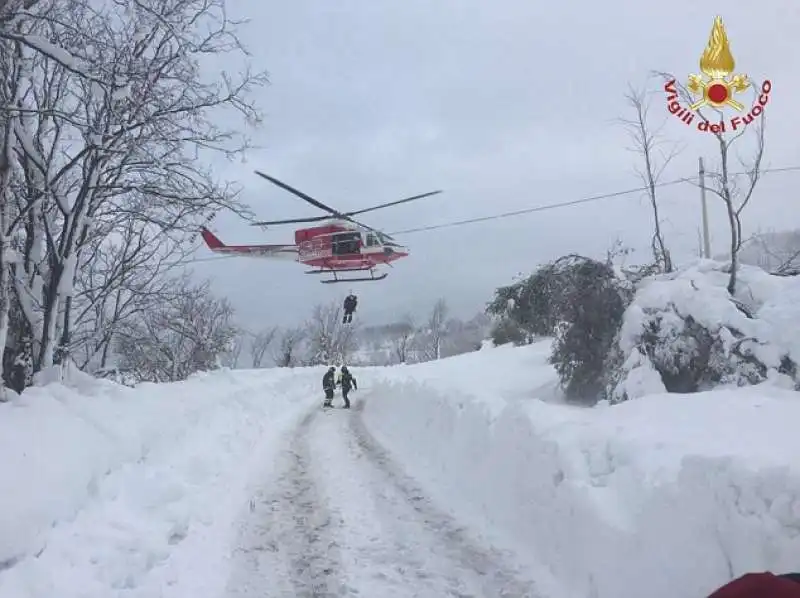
322, 366, 336, 407
336, 365, 357, 409
342, 291, 358, 324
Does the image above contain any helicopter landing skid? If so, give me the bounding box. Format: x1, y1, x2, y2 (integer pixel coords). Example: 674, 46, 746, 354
304, 267, 388, 283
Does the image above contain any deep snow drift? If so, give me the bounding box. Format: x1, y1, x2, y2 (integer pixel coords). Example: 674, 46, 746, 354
361, 342, 800, 598
0, 366, 322, 598
1, 335, 799, 598
608, 261, 800, 400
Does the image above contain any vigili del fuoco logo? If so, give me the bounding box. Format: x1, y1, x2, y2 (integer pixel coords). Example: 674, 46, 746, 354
664, 16, 771, 134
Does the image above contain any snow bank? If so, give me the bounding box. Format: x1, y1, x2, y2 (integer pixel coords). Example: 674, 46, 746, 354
363, 340, 563, 406
362, 342, 800, 598
609, 261, 800, 400
0, 367, 318, 598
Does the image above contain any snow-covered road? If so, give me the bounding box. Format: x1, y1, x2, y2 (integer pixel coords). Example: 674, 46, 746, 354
5, 343, 800, 598
226, 395, 543, 598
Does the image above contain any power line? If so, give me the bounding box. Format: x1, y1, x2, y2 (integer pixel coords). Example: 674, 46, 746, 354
184, 164, 800, 264
389, 165, 800, 235
388, 178, 689, 235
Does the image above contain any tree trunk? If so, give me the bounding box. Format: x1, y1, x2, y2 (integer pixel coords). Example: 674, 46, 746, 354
36, 261, 63, 370
55, 294, 72, 365
726, 202, 739, 295
0, 39, 20, 394
718, 139, 739, 295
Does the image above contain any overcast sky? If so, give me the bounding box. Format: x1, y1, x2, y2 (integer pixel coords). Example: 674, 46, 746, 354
190, 0, 800, 332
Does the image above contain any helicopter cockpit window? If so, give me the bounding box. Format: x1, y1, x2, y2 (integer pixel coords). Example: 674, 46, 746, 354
376, 231, 395, 246
332, 232, 360, 255
365, 233, 378, 247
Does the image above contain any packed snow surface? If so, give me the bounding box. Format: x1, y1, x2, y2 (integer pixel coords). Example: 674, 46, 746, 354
2, 338, 799, 598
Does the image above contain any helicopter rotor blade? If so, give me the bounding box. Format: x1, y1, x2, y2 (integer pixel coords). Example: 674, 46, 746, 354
253, 170, 381, 233
254, 171, 344, 218
251, 190, 442, 227
251, 215, 329, 226
345, 190, 443, 217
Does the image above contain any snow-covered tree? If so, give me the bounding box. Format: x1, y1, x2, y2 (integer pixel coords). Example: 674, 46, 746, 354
220, 332, 247, 369
2, 0, 265, 390
486, 268, 567, 345
489, 253, 634, 404
0, 29, 23, 398
304, 302, 358, 366
735, 229, 800, 276
114, 277, 237, 382
441, 313, 490, 357
273, 327, 304, 368
418, 298, 447, 361
244, 326, 278, 368
390, 315, 414, 364
70, 218, 193, 371
547, 256, 633, 404
250, 327, 277, 368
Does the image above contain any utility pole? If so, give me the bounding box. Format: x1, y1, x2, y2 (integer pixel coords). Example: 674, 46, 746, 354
699, 157, 711, 258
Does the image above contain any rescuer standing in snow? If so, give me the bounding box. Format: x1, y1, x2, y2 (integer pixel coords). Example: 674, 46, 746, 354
336, 365, 357, 409
322, 366, 336, 407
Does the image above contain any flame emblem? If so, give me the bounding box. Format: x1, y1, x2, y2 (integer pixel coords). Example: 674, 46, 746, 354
687, 16, 750, 111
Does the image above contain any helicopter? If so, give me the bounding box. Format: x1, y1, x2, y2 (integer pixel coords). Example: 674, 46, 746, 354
200, 170, 442, 284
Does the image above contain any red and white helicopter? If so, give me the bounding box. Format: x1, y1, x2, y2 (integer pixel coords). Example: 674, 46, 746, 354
200, 171, 442, 284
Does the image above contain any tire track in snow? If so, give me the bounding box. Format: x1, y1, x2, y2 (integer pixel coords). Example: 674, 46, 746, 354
351, 400, 543, 597
307, 397, 544, 597
227, 409, 349, 597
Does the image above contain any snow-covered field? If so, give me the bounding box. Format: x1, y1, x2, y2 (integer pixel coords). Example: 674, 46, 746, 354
2, 339, 799, 597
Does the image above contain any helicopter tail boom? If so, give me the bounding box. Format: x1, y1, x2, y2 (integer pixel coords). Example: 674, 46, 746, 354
199, 227, 299, 260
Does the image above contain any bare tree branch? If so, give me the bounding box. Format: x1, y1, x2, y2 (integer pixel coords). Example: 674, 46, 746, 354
652, 70, 766, 294
418, 298, 447, 361
115, 276, 237, 382
390, 314, 415, 364
3, 0, 266, 381
304, 301, 358, 366
273, 327, 304, 368
250, 327, 277, 368
618, 79, 682, 273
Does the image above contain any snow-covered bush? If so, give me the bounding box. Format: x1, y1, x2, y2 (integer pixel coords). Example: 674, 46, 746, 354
486, 261, 576, 345
605, 261, 800, 402
546, 256, 634, 404
488, 315, 529, 346
93, 367, 139, 387
488, 255, 635, 404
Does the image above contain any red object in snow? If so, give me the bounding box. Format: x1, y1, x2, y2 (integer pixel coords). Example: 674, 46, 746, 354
707, 573, 800, 598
